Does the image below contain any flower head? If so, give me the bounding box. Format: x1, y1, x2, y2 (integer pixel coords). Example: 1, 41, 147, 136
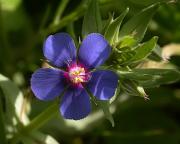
31, 33, 118, 120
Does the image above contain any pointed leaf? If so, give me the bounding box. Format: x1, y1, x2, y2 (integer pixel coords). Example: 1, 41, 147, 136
86, 87, 114, 126
118, 35, 137, 48
21, 131, 59, 144
129, 0, 172, 5
112, 36, 158, 65
101, 13, 114, 34
129, 36, 158, 63
96, 100, 115, 127
120, 79, 147, 98
117, 70, 153, 81
148, 45, 163, 61
82, 0, 102, 37
134, 69, 180, 88
119, 4, 159, 42
105, 8, 129, 45
31, 131, 59, 144
117, 69, 180, 88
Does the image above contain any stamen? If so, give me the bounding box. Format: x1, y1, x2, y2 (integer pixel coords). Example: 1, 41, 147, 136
64, 58, 73, 67
66, 63, 91, 87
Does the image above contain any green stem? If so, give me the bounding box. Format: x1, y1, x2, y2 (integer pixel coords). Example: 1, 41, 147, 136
10, 102, 59, 144
38, 4, 51, 32
25, 102, 58, 131
53, 0, 70, 25
41, 3, 86, 37
0, 90, 7, 144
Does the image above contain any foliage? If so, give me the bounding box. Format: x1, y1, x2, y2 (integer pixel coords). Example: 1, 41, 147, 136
0, 0, 180, 144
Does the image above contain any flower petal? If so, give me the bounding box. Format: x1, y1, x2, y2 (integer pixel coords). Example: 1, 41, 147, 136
31, 68, 66, 101
78, 33, 111, 69
60, 88, 91, 120
87, 70, 118, 100
43, 33, 76, 68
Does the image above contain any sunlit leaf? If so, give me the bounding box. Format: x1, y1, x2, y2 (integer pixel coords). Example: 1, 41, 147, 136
24, 131, 59, 144
100, 0, 171, 16
21, 131, 59, 144
129, 36, 158, 63
112, 36, 158, 65
119, 4, 159, 42
0, 74, 29, 127
118, 35, 137, 48
104, 8, 129, 45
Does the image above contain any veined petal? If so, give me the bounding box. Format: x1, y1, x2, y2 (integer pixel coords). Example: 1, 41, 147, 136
43, 33, 76, 68
31, 68, 66, 100
78, 33, 111, 69
87, 70, 118, 100
60, 87, 91, 120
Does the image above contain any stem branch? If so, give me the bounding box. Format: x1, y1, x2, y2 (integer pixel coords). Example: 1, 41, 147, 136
10, 102, 59, 144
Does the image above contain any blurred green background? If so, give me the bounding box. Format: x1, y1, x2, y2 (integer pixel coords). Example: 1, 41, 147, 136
0, 0, 180, 144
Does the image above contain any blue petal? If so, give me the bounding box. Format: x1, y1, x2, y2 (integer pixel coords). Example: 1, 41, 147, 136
60, 88, 91, 120
43, 33, 76, 68
31, 68, 66, 101
87, 70, 118, 100
78, 33, 111, 69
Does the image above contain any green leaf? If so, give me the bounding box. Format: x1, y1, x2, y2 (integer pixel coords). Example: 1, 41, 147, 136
116, 69, 180, 87
119, 79, 147, 98
128, 0, 172, 6
0, 74, 29, 129
96, 100, 115, 127
148, 45, 163, 61
85, 87, 114, 127
112, 36, 158, 65
135, 69, 180, 88
119, 4, 159, 42
21, 131, 59, 144
101, 13, 113, 35
104, 8, 129, 45
117, 70, 153, 81
118, 35, 137, 48
129, 36, 158, 63
82, 0, 102, 37
33, 131, 59, 144
117, 69, 180, 88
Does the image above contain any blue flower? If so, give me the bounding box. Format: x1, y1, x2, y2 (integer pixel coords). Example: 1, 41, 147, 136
31, 33, 118, 120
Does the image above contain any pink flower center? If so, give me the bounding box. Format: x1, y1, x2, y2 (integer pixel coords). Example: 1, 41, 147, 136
65, 63, 91, 87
